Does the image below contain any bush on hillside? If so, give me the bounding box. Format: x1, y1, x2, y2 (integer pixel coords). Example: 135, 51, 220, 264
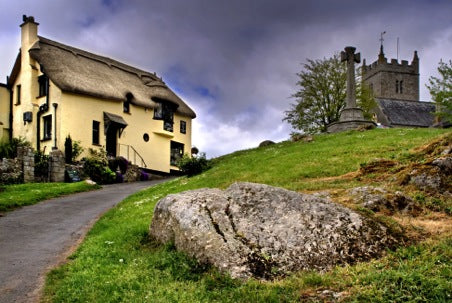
177, 152, 210, 177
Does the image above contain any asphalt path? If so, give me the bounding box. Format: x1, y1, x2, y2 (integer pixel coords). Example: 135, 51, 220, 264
0, 179, 171, 303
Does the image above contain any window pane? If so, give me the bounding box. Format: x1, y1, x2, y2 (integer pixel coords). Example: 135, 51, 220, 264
154, 103, 163, 119
92, 120, 100, 145
38, 75, 48, 97
164, 121, 173, 132
16, 85, 21, 104
43, 115, 52, 139
170, 141, 184, 166
123, 101, 130, 113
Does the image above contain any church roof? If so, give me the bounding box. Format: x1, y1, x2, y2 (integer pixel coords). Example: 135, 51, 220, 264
27, 36, 196, 118
376, 98, 435, 127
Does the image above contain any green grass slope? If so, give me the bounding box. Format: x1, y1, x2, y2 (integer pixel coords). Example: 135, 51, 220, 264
0, 182, 99, 212
43, 128, 451, 303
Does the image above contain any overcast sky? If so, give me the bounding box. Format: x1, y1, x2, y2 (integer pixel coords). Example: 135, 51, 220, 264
1, 0, 451, 157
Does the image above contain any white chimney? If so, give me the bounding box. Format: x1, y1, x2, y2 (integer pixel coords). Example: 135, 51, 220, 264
20, 15, 39, 52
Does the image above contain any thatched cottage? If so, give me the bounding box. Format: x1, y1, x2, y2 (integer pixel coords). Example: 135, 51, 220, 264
0, 16, 196, 173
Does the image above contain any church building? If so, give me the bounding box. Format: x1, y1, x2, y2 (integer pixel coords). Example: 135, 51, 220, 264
362, 45, 436, 128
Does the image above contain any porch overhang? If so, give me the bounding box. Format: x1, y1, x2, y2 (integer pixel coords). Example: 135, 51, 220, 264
103, 112, 128, 137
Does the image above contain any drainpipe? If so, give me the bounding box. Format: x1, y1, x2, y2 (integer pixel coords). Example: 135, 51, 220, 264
36, 104, 47, 151
52, 103, 58, 150
7, 76, 13, 141
36, 75, 50, 151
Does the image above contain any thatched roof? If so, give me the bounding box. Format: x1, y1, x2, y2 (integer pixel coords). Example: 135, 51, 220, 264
376, 98, 435, 127
28, 36, 196, 118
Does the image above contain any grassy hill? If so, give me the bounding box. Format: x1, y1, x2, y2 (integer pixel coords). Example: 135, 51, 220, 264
43, 128, 451, 302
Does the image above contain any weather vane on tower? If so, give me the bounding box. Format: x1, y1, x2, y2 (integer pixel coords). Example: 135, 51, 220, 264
379, 31, 386, 57
380, 31, 387, 46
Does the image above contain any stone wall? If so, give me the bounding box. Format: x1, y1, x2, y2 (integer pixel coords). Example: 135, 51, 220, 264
1, 147, 67, 184
17, 146, 35, 182
0, 158, 22, 184
49, 149, 65, 182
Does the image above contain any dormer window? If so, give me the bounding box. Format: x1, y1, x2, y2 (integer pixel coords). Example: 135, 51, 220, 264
153, 100, 176, 132
124, 93, 132, 113
38, 75, 49, 97
123, 101, 130, 113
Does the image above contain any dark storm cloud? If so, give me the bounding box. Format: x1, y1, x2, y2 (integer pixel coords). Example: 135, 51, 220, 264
1, 0, 451, 157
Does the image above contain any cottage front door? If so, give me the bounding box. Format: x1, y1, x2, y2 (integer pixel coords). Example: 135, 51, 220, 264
106, 127, 118, 157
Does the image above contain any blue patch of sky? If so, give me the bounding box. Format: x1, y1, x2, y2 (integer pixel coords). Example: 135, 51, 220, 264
194, 86, 217, 99
244, 105, 259, 116
101, 0, 123, 13
78, 16, 96, 28
164, 64, 220, 113
163, 64, 186, 95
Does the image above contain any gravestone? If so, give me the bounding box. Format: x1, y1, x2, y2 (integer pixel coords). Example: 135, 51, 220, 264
327, 46, 376, 132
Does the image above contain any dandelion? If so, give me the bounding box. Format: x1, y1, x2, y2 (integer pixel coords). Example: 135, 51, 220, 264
134, 201, 144, 206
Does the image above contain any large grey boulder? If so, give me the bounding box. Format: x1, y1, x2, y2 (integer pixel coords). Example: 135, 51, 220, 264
150, 182, 399, 280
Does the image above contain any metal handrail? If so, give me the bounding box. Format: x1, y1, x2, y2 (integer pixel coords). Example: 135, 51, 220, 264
118, 144, 147, 168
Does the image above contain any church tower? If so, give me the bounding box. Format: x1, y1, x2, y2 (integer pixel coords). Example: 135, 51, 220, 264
362, 46, 419, 101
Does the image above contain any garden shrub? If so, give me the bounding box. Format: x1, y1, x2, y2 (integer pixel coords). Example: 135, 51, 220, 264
115, 172, 124, 183
72, 140, 84, 162
83, 148, 115, 184
108, 156, 129, 174
34, 150, 49, 180
65, 135, 84, 164
0, 137, 30, 159
140, 170, 149, 181
64, 136, 73, 164
177, 152, 210, 177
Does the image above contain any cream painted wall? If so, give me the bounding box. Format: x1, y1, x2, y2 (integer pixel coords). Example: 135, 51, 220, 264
0, 85, 10, 141
11, 63, 56, 150
11, 65, 39, 148
38, 79, 62, 153
59, 92, 192, 173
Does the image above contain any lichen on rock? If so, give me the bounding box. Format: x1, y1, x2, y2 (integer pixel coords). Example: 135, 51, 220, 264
150, 182, 401, 280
